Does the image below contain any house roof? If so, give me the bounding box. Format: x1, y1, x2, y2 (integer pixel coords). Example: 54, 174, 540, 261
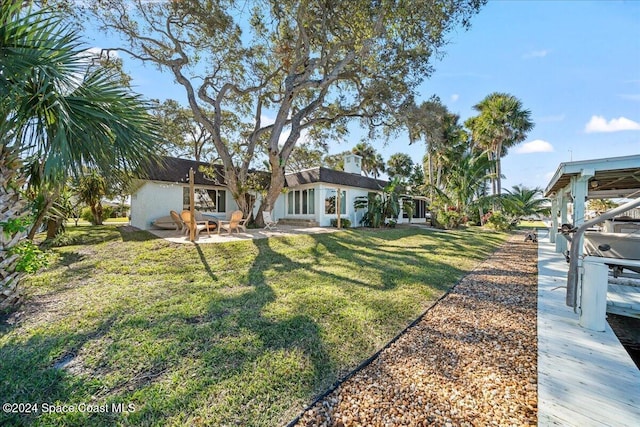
144, 157, 227, 186
544, 154, 640, 199
143, 157, 391, 191
285, 167, 388, 191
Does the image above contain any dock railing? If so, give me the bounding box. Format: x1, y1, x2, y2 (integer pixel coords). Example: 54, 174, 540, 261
566, 195, 640, 331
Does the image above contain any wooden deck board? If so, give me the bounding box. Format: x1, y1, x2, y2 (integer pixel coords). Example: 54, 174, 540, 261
538, 241, 640, 426
607, 283, 640, 318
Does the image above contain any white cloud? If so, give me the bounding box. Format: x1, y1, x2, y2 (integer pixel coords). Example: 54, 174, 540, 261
450, 94, 459, 103
523, 49, 549, 59
515, 139, 554, 154
584, 115, 640, 133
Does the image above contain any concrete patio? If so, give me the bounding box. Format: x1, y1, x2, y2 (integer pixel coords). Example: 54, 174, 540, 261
148, 224, 341, 244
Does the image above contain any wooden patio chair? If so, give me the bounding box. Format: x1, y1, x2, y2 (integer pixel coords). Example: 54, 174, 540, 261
180, 210, 212, 238
169, 210, 185, 231
262, 211, 278, 230
219, 210, 245, 235
237, 214, 249, 233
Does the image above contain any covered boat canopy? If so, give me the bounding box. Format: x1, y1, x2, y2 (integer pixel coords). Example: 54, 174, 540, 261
544, 154, 640, 248
544, 155, 640, 314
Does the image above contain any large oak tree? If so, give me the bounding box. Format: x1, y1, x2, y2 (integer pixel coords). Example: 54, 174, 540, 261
70, 0, 485, 222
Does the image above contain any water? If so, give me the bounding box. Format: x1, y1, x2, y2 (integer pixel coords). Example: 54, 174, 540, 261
608, 313, 640, 370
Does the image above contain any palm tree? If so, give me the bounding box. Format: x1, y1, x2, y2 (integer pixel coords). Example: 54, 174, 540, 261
501, 185, 550, 223
425, 147, 495, 229
386, 153, 414, 184
465, 93, 533, 197
352, 142, 385, 178
587, 199, 618, 216
0, 2, 159, 308
76, 170, 109, 225
444, 150, 495, 214
432, 112, 468, 190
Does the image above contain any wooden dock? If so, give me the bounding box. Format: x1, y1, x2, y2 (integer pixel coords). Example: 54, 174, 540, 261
538, 240, 640, 426
608, 282, 640, 319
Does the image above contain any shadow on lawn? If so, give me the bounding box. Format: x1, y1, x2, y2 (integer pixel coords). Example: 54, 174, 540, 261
0, 316, 118, 426
117, 227, 160, 242
0, 227, 507, 426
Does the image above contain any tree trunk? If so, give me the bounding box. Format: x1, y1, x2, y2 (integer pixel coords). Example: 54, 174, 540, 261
46, 218, 64, 240
427, 142, 434, 201
93, 202, 104, 225
27, 192, 56, 240
0, 144, 28, 311
256, 154, 287, 227
496, 142, 503, 197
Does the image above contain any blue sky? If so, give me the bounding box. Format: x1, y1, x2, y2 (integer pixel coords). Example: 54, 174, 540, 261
88, 0, 640, 192
418, 0, 640, 192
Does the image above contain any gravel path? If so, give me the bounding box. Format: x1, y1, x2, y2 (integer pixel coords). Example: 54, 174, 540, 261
294, 233, 538, 426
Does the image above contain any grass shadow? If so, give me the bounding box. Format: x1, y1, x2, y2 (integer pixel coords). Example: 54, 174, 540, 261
1, 226, 510, 426
117, 227, 160, 242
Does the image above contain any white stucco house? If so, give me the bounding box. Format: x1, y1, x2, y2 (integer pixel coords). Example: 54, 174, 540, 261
130, 154, 429, 230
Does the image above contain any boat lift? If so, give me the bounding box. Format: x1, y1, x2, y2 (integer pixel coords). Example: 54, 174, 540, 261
544, 155, 640, 331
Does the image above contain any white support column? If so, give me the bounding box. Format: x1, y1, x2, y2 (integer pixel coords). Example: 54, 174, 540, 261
560, 191, 569, 225
579, 260, 609, 331
572, 169, 594, 227
571, 169, 594, 272
550, 196, 558, 244
556, 191, 569, 253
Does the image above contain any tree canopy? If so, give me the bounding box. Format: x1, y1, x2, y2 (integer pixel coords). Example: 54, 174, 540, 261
151, 99, 217, 163
386, 153, 414, 184
352, 142, 386, 178
66, 0, 486, 220
465, 92, 533, 196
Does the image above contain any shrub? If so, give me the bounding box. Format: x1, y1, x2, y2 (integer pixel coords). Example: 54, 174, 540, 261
436, 207, 465, 229
8, 241, 50, 273
81, 206, 113, 224
484, 211, 512, 231
330, 218, 351, 228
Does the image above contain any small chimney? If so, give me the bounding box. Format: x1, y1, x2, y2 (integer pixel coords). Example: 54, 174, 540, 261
343, 153, 362, 175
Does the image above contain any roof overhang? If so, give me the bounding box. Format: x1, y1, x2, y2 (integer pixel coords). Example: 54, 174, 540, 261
544, 154, 640, 199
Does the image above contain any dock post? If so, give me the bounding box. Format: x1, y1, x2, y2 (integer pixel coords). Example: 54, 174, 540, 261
579, 260, 609, 331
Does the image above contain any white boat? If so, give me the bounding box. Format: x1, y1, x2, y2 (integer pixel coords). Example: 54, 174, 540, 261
584, 231, 640, 274
584, 232, 640, 260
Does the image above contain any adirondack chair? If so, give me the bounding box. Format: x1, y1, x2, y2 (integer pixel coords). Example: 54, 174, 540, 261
180, 210, 212, 238
219, 210, 245, 235
169, 210, 184, 231
262, 211, 278, 230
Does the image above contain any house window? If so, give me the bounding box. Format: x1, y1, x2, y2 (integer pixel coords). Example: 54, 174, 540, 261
325, 189, 346, 215
414, 199, 426, 219
183, 187, 226, 212
287, 189, 315, 215
402, 199, 426, 219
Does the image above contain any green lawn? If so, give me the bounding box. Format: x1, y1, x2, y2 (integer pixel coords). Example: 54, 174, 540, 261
517, 220, 548, 229
1, 226, 507, 426
65, 217, 130, 227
